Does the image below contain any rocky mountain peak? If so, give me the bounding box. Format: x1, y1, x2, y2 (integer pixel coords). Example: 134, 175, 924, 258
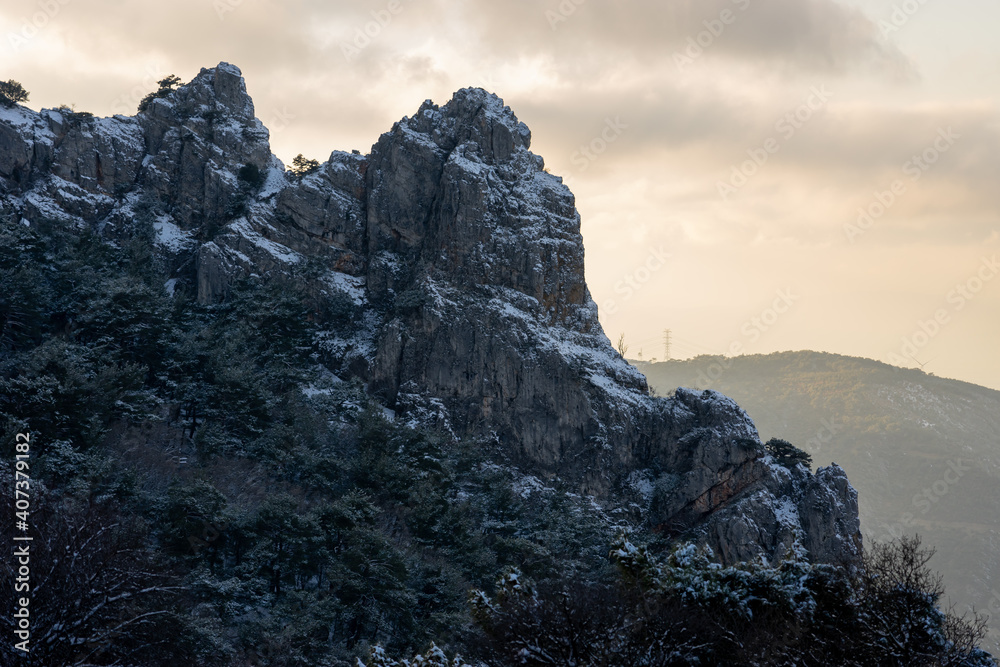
365, 86, 584, 323
135, 62, 271, 230
201, 62, 257, 120
403, 87, 533, 162
0, 64, 862, 567
140, 61, 258, 124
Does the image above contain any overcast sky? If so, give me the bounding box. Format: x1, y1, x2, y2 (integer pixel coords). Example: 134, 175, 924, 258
4, 0, 998, 390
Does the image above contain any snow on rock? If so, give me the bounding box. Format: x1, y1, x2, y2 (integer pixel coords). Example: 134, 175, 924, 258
513, 474, 551, 499
229, 218, 301, 264
258, 157, 288, 199
0, 68, 864, 569
324, 270, 367, 305
153, 215, 195, 252
0, 104, 40, 132
774, 497, 801, 530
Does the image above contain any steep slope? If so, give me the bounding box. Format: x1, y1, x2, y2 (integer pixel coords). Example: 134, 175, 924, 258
0, 63, 860, 566
639, 351, 1000, 653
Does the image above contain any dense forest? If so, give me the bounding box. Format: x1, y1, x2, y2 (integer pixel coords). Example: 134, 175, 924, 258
1, 202, 996, 666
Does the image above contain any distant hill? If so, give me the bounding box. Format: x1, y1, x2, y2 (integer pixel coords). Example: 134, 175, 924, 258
637, 351, 1000, 653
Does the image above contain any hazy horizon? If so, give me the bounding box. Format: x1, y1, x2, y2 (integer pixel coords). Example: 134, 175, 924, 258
4, 0, 998, 390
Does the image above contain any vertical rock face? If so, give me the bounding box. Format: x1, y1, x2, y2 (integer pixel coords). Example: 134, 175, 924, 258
364, 91, 584, 315
359, 90, 650, 490
0, 63, 861, 565
137, 62, 271, 229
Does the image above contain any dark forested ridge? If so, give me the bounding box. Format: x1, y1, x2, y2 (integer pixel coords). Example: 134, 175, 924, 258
0, 220, 993, 665
1, 65, 997, 665
639, 351, 1000, 657
0, 216, 620, 664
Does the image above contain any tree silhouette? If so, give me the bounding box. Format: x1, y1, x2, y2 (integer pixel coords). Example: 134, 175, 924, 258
0, 80, 29, 107
616, 333, 629, 357
138, 75, 183, 112
290, 154, 320, 178
765, 437, 812, 469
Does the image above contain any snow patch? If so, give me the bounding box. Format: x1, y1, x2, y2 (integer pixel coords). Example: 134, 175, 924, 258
153, 216, 196, 252
95, 115, 144, 149
258, 161, 287, 198
324, 271, 367, 305
24, 191, 75, 222
627, 470, 655, 503
774, 497, 801, 529
230, 218, 302, 264
513, 474, 550, 498
0, 104, 38, 131
448, 150, 488, 176
589, 372, 644, 405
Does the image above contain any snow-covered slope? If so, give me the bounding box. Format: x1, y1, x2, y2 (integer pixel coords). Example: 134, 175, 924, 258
0, 63, 861, 566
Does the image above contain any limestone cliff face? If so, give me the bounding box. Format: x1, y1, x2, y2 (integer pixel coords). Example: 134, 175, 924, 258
0, 63, 861, 565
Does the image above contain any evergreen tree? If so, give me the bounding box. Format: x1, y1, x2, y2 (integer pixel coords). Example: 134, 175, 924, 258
138, 74, 183, 112
290, 154, 320, 178
0, 79, 29, 107
766, 437, 813, 469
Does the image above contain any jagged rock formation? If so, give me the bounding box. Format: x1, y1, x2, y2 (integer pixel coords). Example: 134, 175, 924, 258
0, 63, 862, 565
640, 352, 1000, 651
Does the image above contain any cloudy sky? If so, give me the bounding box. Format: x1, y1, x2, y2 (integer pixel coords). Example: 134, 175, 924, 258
4, 0, 999, 390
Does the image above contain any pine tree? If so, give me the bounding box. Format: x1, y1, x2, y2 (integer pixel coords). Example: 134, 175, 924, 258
290, 154, 320, 178
0, 79, 29, 107
765, 437, 813, 469
138, 75, 182, 112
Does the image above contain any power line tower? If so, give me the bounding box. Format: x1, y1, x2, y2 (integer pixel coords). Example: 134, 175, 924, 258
663, 329, 672, 361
